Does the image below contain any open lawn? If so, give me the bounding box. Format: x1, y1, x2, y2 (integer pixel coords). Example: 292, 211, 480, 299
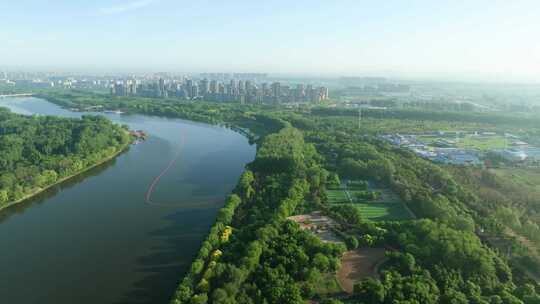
457, 136, 507, 150
327, 189, 350, 203
328, 182, 414, 221
353, 202, 414, 221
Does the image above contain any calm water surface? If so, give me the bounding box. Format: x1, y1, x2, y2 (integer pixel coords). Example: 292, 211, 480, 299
0, 97, 256, 304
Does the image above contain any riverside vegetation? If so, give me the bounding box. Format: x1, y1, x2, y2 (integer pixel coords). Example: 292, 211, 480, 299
0, 107, 131, 209
34, 90, 540, 303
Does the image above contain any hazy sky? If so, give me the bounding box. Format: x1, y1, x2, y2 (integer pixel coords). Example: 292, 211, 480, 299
1, 1, 539, 82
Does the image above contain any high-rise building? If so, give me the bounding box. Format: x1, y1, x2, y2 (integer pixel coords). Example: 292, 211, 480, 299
271, 82, 281, 103
109, 75, 327, 105
112, 81, 127, 97
199, 79, 209, 96
184, 79, 193, 98
127, 79, 137, 96
245, 80, 251, 94
281, 85, 290, 102
209, 80, 218, 94
158, 78, 165, 96
296, 84, 305, 101
191, 85, 199, 98
238, 80, 244, 95
218, 82, 225, 94
320, 87, 329, 100
255, 87, 264, 104
306, 84, 315, 102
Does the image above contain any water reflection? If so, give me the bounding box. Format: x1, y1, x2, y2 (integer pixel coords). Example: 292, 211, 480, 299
0, 155, 120, 224
114, 208, 218, 304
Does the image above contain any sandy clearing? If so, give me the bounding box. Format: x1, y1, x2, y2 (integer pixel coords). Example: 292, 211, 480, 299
336, 248, 386, 294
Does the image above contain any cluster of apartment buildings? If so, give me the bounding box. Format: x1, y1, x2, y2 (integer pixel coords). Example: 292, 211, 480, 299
110, 78, 329, 103
1, 71, 329, 104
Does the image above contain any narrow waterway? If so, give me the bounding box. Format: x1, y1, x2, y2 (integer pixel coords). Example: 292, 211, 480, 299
0, 97, 256, 304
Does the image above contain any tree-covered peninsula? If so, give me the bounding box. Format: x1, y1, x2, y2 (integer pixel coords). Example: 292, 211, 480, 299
0, 108, 131, 209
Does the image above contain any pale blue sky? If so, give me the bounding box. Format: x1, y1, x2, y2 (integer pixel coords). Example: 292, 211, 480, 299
1, 1, 539, 82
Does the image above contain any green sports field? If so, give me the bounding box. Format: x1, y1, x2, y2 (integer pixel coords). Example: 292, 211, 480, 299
327, 182, 414, 221
327, 189, 350, 203
457, 136, 507, 150
353, 202, 414, 221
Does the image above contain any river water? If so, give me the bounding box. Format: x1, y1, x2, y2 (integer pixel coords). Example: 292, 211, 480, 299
0, 97, 256, 304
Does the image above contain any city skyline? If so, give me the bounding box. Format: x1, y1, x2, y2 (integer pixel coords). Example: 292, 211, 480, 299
110, 76, 331, 104
1, 1, 540, 83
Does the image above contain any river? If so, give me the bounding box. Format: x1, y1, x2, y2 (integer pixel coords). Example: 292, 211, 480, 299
0, 97, 256, 304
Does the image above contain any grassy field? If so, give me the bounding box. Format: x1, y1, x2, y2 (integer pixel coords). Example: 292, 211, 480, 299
457, 136, 507, 150
328, 183, 414, 221
327, 189, 350, 203
328, 199, 414, 221
352, 202, 414, 221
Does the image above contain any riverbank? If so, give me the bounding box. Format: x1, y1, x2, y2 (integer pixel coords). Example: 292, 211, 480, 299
0, 137, 132, 213
0, 96, 257, 304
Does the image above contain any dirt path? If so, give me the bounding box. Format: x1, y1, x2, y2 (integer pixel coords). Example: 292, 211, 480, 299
336, 248, 386, 294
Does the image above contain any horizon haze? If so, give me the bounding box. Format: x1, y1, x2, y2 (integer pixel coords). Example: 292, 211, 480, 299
1, 1, 540, 83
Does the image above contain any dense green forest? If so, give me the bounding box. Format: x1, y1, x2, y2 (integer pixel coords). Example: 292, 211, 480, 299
38, 90, 540, 303
37, 91, 269, 125
448, 167, 540, 279
311, 107, 540, 129
296, 120, 540, 303
0, 107, 130, 208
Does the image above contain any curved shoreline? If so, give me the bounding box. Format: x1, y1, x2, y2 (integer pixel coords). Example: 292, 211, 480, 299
0, 139, 131, 213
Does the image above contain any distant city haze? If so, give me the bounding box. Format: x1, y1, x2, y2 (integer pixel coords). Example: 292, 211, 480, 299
1, 1, 540, 83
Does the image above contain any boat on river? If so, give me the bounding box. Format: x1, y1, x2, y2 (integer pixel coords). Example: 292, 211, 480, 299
130, 130, 147, 144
